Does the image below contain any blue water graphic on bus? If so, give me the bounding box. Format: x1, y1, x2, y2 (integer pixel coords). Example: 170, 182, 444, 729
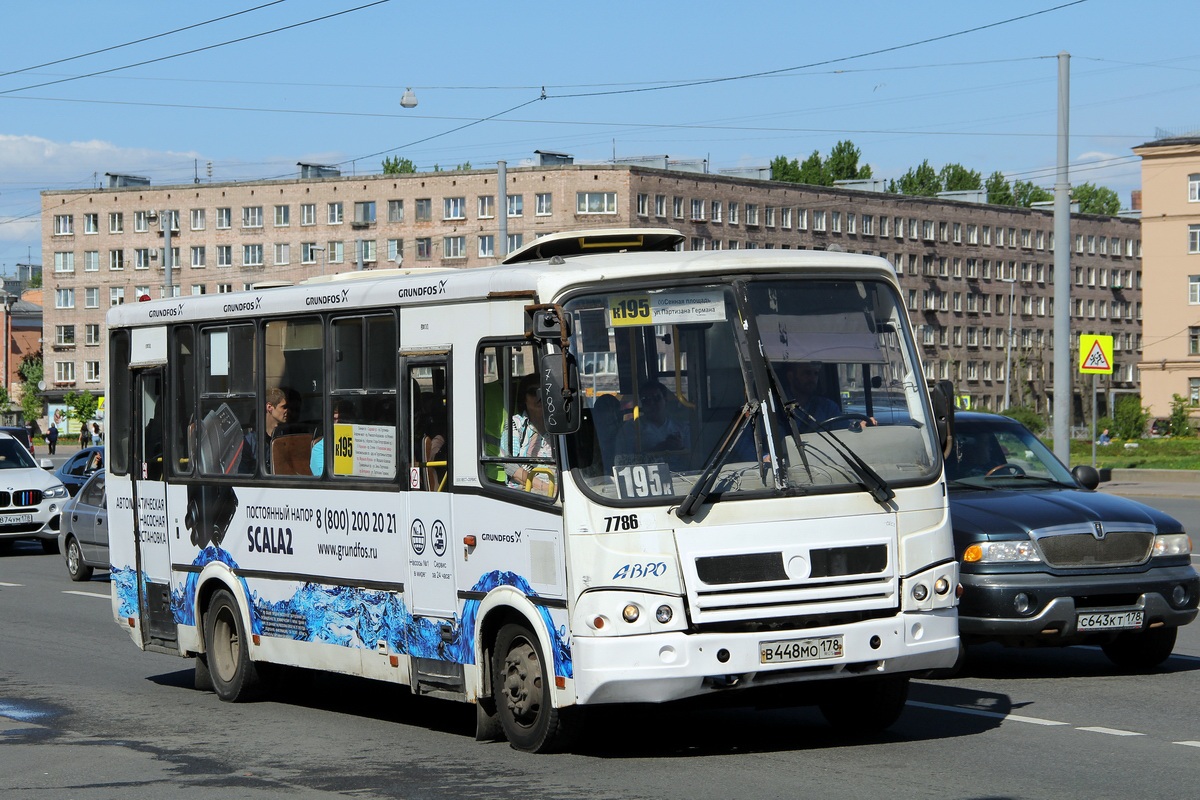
168, 548, 572, 678
111, 566, 138, 619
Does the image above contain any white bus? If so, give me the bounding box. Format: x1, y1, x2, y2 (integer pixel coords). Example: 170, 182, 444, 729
108, 228, 959, 752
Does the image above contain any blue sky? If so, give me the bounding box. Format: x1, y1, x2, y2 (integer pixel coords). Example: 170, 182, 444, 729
2, 0, 1196, 274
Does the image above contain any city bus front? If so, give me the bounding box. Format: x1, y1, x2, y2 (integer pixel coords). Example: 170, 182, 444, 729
552, 263, 958, 729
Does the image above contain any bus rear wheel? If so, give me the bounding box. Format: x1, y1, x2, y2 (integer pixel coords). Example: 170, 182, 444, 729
492, 623, 570, 753
204, 588, 261, 702
818, 675, 910, 736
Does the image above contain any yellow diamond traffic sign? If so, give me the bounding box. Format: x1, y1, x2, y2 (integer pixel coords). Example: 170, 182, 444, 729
1079, 334, 1114, 375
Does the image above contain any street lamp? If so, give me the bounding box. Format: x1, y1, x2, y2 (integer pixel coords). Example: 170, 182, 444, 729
0, 291, 14, 398
310, 245, 326, 277
146, 209, 175, 295
1001, 276, 1016, 411
399, 88, 418, 109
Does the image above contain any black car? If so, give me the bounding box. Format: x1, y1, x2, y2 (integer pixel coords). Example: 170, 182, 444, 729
53, 446, 104, 496
947, 411, 1199, 669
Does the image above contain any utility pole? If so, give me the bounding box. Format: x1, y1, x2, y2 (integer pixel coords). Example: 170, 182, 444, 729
1052, 51, 1072, 465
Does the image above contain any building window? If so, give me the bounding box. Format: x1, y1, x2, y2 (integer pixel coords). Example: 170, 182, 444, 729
443, 197, 466, 220
673, 196, 684, 219
478, 195, 495, 219
134, 248, 151, 270
354, 201, 375, 224
217, 284, 234, 294
53, 214, 73, 235
217, 245, 233, 267
328, 202, 344, 224
690, 199, 705, 222
655, 195, 667, 218
444, 235, 466, 259
782, 207, 793, 229
577, 192, 617, 214
191, 208, 206, 230
1190, 276, 1200, 304
357, 239, 376, 264
110, 287, 125, 306
85, 324, 101, 345
84, 288, 98, 308
54, 252, 74, 273
243, 244, 264, 267
134, 211, 150, 233
241, 205, 262, 228
301, 203, 316, 225
507, 233, 523, 253
274, 243, 290, 265
109, 212, 123, 233
416, 237, 432, 260
746, 204, 759, 226
86, 361, 101, 382
327, 241, 344, 263
109, 250, 125, 271
507, 194, 524, 217
388, 199, 404, 222
478, 234, 495, 258
636, 193, 649, 217
536, 193, 553, 216
1190, 225, 1200, 254
387, 238, 404, 263
301, 242, 319, 264
832, 211, 842, 233
1190, 174, 1200, 202
813, 210, 826, 232
216, 208, 231, 229
274, 205, 290, 227
55, 362, 75, 384
55, 325, 75, 346
192, 246, 206, 268
83, 213, 98, 234
710, 200, 722, 223
415, 198, 432, 222
729, 202, 739, 225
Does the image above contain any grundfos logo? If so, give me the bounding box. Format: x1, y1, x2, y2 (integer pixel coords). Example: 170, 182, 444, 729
305, 288, 351, 307
222, 296, 263, 313
398, 279, 448, 299
148, 303, 185, 319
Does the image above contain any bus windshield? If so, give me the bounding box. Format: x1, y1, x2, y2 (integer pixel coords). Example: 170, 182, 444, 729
563, 277, 939, 505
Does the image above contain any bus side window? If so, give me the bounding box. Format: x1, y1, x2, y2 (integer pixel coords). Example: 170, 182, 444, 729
198, 325, 257, 476
478, 342, 557, 497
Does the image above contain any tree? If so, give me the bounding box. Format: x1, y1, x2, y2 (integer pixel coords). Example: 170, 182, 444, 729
1113, 394, 1150, 440
1013, 180, 1053, 207
64, 390, 99, 430
1073, 182, 1121, 215
797, 150, 825, 185
770, 155, 801, 183
1168, 394, 1193, 438
985, 171, 1014, 205
1001, 405, 1046, 435
16, 350, 42, 426
381, 156, 415, 174
939, 163, 982, 192
825, 140, 872, 182
890, 159, 941, 196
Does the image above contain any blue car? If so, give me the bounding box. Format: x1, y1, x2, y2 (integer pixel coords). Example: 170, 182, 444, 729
948, 412, 1199, 670
54, 447, 104, 496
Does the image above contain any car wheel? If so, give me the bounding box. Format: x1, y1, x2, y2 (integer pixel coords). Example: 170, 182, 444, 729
203, 588, 262, 702
1101, 627, 1177, 671
64, 537, 93, 582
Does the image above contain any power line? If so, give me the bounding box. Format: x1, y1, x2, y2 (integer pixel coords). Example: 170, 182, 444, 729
0, 1, 391, 96
0, 1, 291, 79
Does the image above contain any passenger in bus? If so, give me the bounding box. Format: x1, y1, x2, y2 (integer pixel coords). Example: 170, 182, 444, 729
309, 400, 350, 477
501, 374, 554, 494
239, 386, 297, 474
614, 380, 690, 468
781, 362, 840, 428
591, 393, 623, 473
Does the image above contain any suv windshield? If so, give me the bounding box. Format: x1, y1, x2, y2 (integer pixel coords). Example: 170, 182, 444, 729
0, 437, 38, 469
562, 277, 940, 505
945, 417, 1075, 487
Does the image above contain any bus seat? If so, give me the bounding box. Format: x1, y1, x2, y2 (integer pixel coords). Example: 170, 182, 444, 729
272, 433, 313, 476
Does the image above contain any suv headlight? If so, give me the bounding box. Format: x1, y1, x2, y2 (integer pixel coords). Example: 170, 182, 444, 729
963, 540, 1041, 564
1153, 533, 1192, 557
44, 484, 69, 499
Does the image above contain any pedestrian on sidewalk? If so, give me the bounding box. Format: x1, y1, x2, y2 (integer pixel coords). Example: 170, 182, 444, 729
47, 423, 58, 455
79, 426, 89, 449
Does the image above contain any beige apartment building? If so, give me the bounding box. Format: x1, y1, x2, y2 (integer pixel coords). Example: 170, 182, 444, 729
41, 157, 1142, 422
1133, 135, 1200, 424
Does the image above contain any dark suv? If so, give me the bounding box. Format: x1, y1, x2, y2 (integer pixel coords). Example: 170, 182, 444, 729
948, 412, 1199, 670
0, 426, 34, 456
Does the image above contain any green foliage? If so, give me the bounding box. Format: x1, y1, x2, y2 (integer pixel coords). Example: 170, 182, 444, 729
985, 171, 1014, 205
1168, 393, 1193, 437
28, 273, 41, 289
456, 162, 472, 171
889, 159, 940, 196
1113, 394, 1150, 440
381, 156, 415, 174
17, 349, 41, 384
1013, 180, 1053, 207
770, 154, 800, 183
64, 390, 99, 428
770, 140, 871, 186
798, 150, 825, 184
1073, 181, 1121, 215
939, 163, 982, 192
824, 140, 871, 182
19, 384, 40, 423
1001, 404, 1046, 435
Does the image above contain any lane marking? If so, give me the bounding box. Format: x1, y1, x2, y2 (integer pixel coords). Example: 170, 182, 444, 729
0, 582, 22, 587
1076, 726, 1144, 737
908, 701, 1068, 726
63, 590, 109, 599
1175, 741, 1200, 748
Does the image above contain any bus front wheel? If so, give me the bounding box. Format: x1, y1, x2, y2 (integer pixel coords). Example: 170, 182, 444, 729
492, 623, 570, 753
204, 588, 261, 702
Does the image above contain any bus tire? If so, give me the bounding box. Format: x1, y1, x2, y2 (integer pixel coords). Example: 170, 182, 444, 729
194, 654, 214, 692
203, 588, 261, 702
1101, 627, 1177, 671
818, 675, 909, 736
492, 623, 570, 753
64, 537, 94, 582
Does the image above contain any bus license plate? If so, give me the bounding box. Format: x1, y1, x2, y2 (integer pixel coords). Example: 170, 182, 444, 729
760, 634, 843, 664
1077, 610, 1143, 631
0, 514, 33, 526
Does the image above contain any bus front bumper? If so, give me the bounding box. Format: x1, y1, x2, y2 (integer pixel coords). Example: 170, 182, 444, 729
570, 609, 957, 705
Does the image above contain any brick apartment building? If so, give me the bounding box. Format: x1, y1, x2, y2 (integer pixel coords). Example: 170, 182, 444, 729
41, 156, 1142, 422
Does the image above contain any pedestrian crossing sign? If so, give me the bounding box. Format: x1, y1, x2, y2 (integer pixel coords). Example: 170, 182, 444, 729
1079, 334, 1114, 374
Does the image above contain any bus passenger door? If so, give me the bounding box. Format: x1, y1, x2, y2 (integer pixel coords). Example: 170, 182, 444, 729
131, 368, 174, 646
402, 355, 458, 645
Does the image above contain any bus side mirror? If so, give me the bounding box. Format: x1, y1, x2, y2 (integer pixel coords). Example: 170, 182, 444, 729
539, 352, 581, 435
930, 380, 955, 457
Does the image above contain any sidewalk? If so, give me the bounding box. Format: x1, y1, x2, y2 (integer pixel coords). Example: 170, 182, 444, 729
1098, 468, 1200, 498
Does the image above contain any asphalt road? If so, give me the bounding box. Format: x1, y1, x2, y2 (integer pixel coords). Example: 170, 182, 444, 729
3, 494, 1200, 799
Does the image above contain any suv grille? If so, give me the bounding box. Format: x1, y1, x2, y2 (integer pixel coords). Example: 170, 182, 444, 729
1036, 531, 1153, 568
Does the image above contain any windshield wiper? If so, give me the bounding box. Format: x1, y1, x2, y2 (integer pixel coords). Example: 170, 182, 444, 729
790, 405, 896, 506
676, 401, 758, 520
